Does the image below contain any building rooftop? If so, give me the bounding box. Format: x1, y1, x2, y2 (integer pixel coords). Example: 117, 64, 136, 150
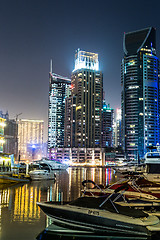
73, 48, 99, 72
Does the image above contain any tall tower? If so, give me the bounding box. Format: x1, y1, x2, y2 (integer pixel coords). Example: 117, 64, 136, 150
48, 65, 71, 150
121, 27, 159, 159
69, 49, 103, 148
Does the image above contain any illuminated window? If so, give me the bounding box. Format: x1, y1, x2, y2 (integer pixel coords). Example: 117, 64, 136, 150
130, 143, 135, 146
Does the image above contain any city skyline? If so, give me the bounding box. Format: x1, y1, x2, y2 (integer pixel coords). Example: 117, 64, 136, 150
0, 0, 160, 141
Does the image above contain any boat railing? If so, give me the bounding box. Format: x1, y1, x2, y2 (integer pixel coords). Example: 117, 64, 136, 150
82, 179, 130, 214
99, 184, 129, 213
130, 179, 142, 193
82, 180, 106, 196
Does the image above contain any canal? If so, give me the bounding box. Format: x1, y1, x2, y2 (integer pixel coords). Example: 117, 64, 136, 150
0, 168, 153, 240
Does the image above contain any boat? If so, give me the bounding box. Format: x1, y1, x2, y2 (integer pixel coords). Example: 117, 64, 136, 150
37, 187, 160, 237
29, 162, 56, 181
81, 177, 160, 200
42, 159, 69, 170
113, 160, 144, 174
31, 158, 69, 170
81, 179, 160, 218
143, 151, 160, 183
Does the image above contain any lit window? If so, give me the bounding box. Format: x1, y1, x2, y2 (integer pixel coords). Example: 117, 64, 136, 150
130, 143, 135, 146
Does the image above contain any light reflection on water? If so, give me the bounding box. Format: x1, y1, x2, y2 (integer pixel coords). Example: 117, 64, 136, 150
0, 167, 153, 240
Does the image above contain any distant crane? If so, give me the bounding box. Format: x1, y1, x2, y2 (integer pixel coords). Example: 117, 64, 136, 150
15, 113, 22, 122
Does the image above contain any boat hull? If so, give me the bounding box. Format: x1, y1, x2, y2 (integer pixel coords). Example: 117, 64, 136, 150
29, 170, 56, 181
37, 202, 160, 237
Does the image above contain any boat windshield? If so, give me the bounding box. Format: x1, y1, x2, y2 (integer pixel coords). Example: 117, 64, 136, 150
146, 152, 160, 158
39, 163, 50, 170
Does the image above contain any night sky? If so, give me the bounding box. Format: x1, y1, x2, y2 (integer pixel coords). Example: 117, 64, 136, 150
0, 0, 160, 141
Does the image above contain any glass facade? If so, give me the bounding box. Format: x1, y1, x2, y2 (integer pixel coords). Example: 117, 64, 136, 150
48, 73, 71, 149
121, 27, 160, 159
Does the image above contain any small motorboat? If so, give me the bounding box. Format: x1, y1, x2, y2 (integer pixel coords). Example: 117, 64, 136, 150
37, 186, 160, 237
29, 162, 56, 181
82, 177, 160, 200
82, 180, 160, 218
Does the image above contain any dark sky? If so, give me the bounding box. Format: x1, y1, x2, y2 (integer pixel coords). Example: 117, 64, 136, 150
0, 0, 160, 141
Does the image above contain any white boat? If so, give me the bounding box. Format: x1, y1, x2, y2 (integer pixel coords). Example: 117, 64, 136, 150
113, 157, 143, 174
41, 159, 69, 170
143, 151, 160, 183
29, 162, 56, 181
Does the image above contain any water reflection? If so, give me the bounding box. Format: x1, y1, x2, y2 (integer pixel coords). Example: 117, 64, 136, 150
0, 167, 153, 240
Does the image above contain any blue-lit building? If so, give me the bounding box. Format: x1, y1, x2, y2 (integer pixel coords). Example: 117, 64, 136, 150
121, 27, 160, 159
48, 69, 71, 150
68, 49, 103, 148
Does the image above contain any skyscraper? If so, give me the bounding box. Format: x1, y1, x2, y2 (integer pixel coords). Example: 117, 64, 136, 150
68, 49, 103, 148
48, 69, 71, 150
121, 27, 159, 159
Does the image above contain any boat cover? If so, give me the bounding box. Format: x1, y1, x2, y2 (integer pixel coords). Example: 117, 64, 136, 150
69, 196, 148, 218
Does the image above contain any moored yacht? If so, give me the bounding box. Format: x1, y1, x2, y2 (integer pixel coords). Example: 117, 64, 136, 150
143, 151, 160, 183
29, 162, 56, 181
41, 159, 69, 170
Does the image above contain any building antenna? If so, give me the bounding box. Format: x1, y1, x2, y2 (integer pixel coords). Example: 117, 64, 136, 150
50, 59, 53, 73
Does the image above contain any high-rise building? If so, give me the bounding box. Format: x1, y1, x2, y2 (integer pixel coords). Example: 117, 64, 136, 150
114, 108, 122, 148
64, 96, 76, 147
67, 49, 103, 148
18, 119, 44, 161
0, 111, 18, 156
102, 102, 114, 147
121, 27, 159, 159
48, 68, 71, 150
